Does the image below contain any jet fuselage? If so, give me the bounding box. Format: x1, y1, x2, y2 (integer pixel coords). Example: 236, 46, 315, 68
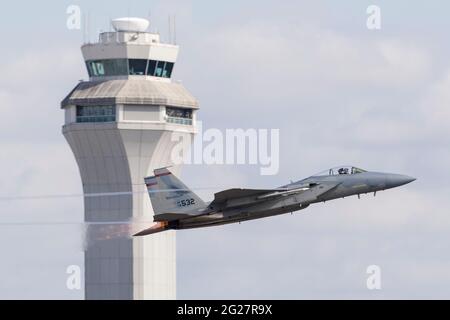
170, 171, 415, 231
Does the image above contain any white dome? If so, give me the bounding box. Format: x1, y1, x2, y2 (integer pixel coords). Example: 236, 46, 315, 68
111, 17, 149, 32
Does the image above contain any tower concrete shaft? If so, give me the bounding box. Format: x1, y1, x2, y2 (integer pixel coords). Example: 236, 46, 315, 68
61, 18, 198, 299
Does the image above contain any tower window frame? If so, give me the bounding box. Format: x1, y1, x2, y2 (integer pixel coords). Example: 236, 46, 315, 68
154, 61, 165, 77
76, 105, 116, 123
166, 107, 193, 125
128, 59, 148, 75
86, 59, 128, 77
85, 59, 175, 78
162, 62, 174, 78
147, 60, 157, 76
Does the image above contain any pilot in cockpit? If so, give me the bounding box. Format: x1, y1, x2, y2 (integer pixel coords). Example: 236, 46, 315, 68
338, 167, 349, 175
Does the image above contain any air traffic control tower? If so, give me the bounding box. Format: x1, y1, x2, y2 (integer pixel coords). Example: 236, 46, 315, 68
61, 17, 198, 299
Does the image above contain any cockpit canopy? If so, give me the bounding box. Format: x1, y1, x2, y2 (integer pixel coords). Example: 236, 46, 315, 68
313, 166, 367, 177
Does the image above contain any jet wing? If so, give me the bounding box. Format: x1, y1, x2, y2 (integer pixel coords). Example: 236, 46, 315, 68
212, 188, 289, 204
210, 182, 340, 209
209, 187, 292, 209
293, 182, 340, 203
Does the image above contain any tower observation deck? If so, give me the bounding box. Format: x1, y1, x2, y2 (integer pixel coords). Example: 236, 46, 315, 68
61, 17, 198, 299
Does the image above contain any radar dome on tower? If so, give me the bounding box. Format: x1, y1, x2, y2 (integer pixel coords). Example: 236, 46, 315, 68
111, 17, 150, 32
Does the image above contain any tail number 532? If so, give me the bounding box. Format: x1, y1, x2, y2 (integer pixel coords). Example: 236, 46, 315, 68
177, 198, 195, 207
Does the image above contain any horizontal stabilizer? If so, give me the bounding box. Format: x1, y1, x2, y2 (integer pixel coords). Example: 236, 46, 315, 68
154, 212, 195, 222
133, 222, 169, 236
154, 206, 214, 222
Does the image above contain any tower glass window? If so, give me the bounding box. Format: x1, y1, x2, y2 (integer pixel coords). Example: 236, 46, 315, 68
147, 60, 157, 76
166, 107, 192, 125
109, 59, 128, 75
162, 62, 174, 78
128, 59, 148, 75
154, 61, 165, 77
85, 59, 174, 78
86, 61, 104, 76
86, 59, 128, 77
76, 106, 116, 123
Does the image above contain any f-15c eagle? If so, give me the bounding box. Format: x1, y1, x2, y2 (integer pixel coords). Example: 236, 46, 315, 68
134, 166, 415, 236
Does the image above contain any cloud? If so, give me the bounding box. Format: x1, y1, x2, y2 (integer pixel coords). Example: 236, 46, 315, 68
0, 47, 84, 142
420, 69, 450, 137
191, 23, 431, 98
0, 46, 85, 298
176, 16, 450, 299
181, 21, 434, 158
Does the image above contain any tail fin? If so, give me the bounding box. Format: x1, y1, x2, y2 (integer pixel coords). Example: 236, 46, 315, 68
145, 167, 206, 221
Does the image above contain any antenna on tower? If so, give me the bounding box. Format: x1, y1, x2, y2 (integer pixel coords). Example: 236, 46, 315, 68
127, 6, 131, 32
174, 15, 177, 45
87, 11, 90, 43
82, 11, 86, 43
148, 10, 152, 31
168, 15, 172, 44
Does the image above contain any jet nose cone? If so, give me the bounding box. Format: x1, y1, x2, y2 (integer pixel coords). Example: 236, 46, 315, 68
402, 175, 416, 185
387, 174, 416, 188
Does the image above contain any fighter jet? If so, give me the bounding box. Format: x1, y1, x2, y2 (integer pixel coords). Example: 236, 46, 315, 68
134, 166, 415, 236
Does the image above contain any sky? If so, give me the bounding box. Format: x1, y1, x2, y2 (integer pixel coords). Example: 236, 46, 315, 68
1, 0, 450, 299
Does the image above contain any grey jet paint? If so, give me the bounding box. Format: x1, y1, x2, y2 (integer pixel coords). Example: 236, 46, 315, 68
134, 166, 415, 236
